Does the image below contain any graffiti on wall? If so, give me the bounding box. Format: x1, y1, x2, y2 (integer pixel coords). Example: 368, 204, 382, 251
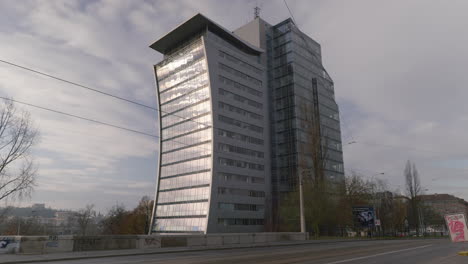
0, 237, 19, 254
445, 213, 468, 242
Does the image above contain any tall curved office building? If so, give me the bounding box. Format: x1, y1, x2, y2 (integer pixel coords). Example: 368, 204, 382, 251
150, 14, 344, 234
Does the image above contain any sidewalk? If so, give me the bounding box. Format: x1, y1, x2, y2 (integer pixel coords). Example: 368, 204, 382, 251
0, 239, 365, 264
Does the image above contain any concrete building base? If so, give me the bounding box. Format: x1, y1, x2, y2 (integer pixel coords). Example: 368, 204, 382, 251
0, 232, 308, 255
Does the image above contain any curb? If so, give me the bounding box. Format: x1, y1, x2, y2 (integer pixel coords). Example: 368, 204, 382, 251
458, 251, 468, 256
0, 238, 447, 264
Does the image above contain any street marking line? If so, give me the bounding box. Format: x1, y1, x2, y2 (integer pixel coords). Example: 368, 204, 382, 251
323, 244, 433, 264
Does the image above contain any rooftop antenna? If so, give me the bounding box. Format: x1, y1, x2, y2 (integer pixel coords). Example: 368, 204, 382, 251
254, 5, 260, 19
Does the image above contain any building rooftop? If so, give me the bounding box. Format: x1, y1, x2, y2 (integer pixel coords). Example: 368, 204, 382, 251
150, 13, 264, 55
420, 193, 468, 204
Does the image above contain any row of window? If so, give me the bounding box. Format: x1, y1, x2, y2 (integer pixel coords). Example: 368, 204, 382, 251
156, 202, 208, 216
291, 29, 321, 55
292, 40, 322, 66
159, 73, 209, 105
273, 30, 292, 47
161, 99, 211, 128
157, 42, 205, 82
219, 63, 262, 87
218, 101, 263, 121
207, 31, 261, 63
154, 217, 206, 232
320, 115, 341, 132
321, 128, 342, 145
272, 51, 293, 69
218, 157, 264, 171
327, 162, 344, 173
159, 170, 211, 190
273, 63, 293, 78
218, 172, 265, 184
218, 203, 264, 212
159, 59, 207, 92
161, 142, 211, 165
218, 88, 262, 109
323, 149, 344, 163
218, 115, 263, 134
218, 218, 264, 226
292, 56, 327, 85
274, 72, 294, 87
161, 128, 212, 153
160, 86, 210, 115
218, 50, 263, 75
218, 187, 265, 198
158, 186, 210, 204
218, 143, 264, 158
161, 156, 211, 178
217, 129, 264, 146
293, 53, 333, 85
274, 41, 293, 57
162, 114, 211, 141
219, 75, 262, 97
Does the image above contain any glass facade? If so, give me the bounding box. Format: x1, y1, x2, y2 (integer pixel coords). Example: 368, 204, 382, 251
153, 38, 212, 233
267, 19, 345, 214
151, 13, 344, 233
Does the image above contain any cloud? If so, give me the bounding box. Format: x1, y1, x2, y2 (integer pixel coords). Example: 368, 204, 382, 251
1, 0, 468, 211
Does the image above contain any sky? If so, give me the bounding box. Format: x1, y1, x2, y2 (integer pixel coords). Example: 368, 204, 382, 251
1, 0, 468, 212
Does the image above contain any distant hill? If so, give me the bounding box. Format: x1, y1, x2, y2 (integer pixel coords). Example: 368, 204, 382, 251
0, 206, 61, 218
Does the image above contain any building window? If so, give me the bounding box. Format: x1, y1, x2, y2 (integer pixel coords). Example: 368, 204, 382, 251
218, 218, 264, 226
218, 172, 264, 184
218, 203, 264, 212
218, 157, 264, 171
218, 143, 264, 158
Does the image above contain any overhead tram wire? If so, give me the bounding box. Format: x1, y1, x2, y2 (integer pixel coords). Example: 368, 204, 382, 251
1, 96, 266, 163
0, 59, 211, 129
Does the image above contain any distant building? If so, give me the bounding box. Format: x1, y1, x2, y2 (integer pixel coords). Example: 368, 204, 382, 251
420, 194, 468, 217
31, 203, 46, 210
54, 211, 75, 226
150, 13, 344, 234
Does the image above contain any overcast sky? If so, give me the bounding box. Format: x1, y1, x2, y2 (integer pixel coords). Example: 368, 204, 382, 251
1, 0, 468, 212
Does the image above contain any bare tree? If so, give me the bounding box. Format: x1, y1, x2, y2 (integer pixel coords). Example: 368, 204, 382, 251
135, 196, 153, 234
0, 206, 11, 226
76, 204, 96, 235
100, 204, 127, 235
404, 160, 422, 235
293, 78, 336, 236
0, 99, 38, 202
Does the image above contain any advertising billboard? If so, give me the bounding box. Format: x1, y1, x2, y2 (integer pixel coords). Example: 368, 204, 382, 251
352, 206, 375, 228
445, 213, 468, 242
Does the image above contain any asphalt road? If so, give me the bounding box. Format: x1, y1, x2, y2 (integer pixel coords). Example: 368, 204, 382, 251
30, 239, 467, 264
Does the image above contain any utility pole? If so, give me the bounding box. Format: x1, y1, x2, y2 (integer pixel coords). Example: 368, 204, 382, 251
299, 170, 306, 233
17, 218, 21, 236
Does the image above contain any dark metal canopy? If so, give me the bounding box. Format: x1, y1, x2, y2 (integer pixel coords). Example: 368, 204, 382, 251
150, 13, 264, 55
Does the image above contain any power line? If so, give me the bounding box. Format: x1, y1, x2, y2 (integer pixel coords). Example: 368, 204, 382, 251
1, 96, 270, 163
0, 59, 211, 129
283, 0, 297, 25
0, 59, 156, 111
0, 96, 158, 138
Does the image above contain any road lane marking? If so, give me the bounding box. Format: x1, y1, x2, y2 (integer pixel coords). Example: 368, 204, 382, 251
323, 244, 433, 264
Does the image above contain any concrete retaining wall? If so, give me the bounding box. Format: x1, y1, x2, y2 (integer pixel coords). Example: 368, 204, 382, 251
0, 232, 307, 255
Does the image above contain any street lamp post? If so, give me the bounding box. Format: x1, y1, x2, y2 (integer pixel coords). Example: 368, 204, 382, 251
17, 218, 21, 236
299, 170, 306, 233
371, 172, 385, 237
